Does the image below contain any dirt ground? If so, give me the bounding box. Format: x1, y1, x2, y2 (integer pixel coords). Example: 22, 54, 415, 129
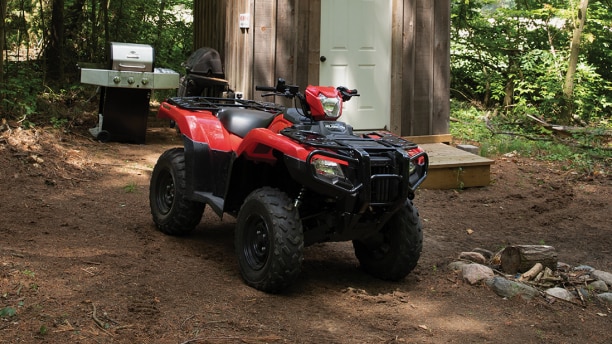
1, 115, 611, 344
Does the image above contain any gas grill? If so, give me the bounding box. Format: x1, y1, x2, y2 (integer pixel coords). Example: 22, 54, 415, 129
80, 42, 179, 143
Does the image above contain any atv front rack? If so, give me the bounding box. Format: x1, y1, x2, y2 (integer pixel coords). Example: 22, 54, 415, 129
280, 127, 420, 152
167, 96, 284, 114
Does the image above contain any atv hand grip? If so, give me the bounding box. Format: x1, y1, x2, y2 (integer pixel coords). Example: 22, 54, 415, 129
256, 86, 277, 92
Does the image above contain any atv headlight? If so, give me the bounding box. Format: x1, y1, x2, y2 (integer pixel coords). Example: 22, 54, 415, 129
312, 157, 345, 180
318, 94, 341, 118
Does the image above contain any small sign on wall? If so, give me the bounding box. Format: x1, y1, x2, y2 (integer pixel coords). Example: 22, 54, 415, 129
239, 13, 250, 29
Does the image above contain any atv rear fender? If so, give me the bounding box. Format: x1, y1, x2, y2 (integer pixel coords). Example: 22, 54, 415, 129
157, 102, 233, 150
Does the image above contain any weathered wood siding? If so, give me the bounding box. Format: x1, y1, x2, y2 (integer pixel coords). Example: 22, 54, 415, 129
193, 0, 449, 136
193, 0, 227, 54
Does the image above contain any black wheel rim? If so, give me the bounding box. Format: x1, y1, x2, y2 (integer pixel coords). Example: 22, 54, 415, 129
243, 215, 270, 271
156, 169, 175, 215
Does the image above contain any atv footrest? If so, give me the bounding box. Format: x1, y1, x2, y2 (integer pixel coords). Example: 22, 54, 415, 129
192, 191, 224, 217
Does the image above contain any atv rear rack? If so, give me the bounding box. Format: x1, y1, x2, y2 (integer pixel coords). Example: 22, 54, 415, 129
167, 96, 283, 114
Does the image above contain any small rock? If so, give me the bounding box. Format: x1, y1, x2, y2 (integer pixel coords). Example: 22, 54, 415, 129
448, 261, 469, 271
597, 293, 612, 304
573, 265, 595, 272
545, 287, 574, 301
591, 270, 612, 286
456, 144, 480, 155
485, 277, 540, 300
459, 252, 487, 264
556, 262, 571, 272
461, 264, 494, 285
472, 248, 494, 260
574, 287, 589, 299
589, 280, 609, 292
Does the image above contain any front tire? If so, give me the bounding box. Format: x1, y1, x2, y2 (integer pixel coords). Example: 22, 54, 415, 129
235, 187, 304, 293
149, 148, 205, 235
353, 201, 423, 281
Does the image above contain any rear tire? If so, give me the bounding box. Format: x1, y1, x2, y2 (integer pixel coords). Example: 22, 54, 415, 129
235, 187, 304, 293
149, 148, 204, 235
353, 201, 423, 281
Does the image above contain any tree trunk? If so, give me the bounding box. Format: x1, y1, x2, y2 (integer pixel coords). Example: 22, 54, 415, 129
47, 0, 65, 83
102, 0, 109, 54
155, 0, 167, 52
88, 0, 97, 61
0, 0, 7, 84
560, 0, 589, 124
500, 245, 558, 274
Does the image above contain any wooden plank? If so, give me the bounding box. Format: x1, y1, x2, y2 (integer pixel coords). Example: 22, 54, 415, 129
421, 164, 491, 189
390, 0, 404, 134
193, 0, 227, 54
224, 0, 252, 98
403, 134, 452, 144
419, 143, 493, 189
253, 0, 276, 95
432, 0, 450, 135
401, 0, 415, 137
295, 0, 311, 88
275, 0, 297, 107
307, 0, 321, 86
412, 0, 434, 135
420, 143, 493, 168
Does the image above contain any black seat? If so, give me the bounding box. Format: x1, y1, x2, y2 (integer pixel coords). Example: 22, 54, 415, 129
217, 108, 276, 138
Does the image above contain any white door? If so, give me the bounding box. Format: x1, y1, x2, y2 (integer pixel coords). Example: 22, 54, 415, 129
320, 0, 392, 130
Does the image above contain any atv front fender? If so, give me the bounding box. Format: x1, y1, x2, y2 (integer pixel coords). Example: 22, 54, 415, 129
157, 101, 233, 151
236, 128, 312, 164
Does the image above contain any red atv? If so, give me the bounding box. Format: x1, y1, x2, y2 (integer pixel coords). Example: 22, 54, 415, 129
150, 78, 428, 292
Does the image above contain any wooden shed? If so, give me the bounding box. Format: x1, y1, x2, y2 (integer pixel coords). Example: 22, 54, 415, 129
192, 0, 493, 189
194, 0, 449, 135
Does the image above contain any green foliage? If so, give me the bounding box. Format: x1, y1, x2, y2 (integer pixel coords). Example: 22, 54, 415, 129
451, 102, 612, 175
123, 182, 137, 193
451, 0, 612, 125
22, 269, 35, 277
0, 307, 17, 318
0, 66, 44, 120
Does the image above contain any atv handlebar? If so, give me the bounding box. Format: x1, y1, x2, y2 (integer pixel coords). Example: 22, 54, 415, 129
256, 78, 359, 121
256, 78, 300, 98
255, 86, 277, 92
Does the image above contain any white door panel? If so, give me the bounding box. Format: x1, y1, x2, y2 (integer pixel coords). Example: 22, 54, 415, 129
320, 0, 391, 130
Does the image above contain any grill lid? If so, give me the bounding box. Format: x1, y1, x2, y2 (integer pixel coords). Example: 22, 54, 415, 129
110, 42, 154, 72
184, 47, 224, 78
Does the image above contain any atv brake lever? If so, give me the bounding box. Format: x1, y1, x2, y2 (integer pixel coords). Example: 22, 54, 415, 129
338, 86, 360, 101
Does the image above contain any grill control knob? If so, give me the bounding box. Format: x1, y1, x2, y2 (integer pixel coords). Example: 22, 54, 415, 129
113, 76, 121, 84
127, 77, 135, 85
141, 78, 149, 85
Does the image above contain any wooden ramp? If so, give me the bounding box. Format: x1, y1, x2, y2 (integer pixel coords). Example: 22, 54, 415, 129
405, 135, 494, 189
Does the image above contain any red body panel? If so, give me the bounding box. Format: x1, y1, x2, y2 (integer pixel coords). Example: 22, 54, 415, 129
237, 128, 313, 163
157, 102, 233, 151
158, 101, 312, 162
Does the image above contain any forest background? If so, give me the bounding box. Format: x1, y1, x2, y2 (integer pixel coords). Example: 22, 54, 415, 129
0, 0, 610, 163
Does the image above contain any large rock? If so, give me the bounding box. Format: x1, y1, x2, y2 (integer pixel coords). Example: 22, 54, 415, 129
485, 277, 540, 300
545, 287, 574, 301
591, 270, 612, 286
589, 280, 609, 292
461, 264, 494, 285
448, 261, 470, 271
597, 293, 612, 304
459, 252, 487, 264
